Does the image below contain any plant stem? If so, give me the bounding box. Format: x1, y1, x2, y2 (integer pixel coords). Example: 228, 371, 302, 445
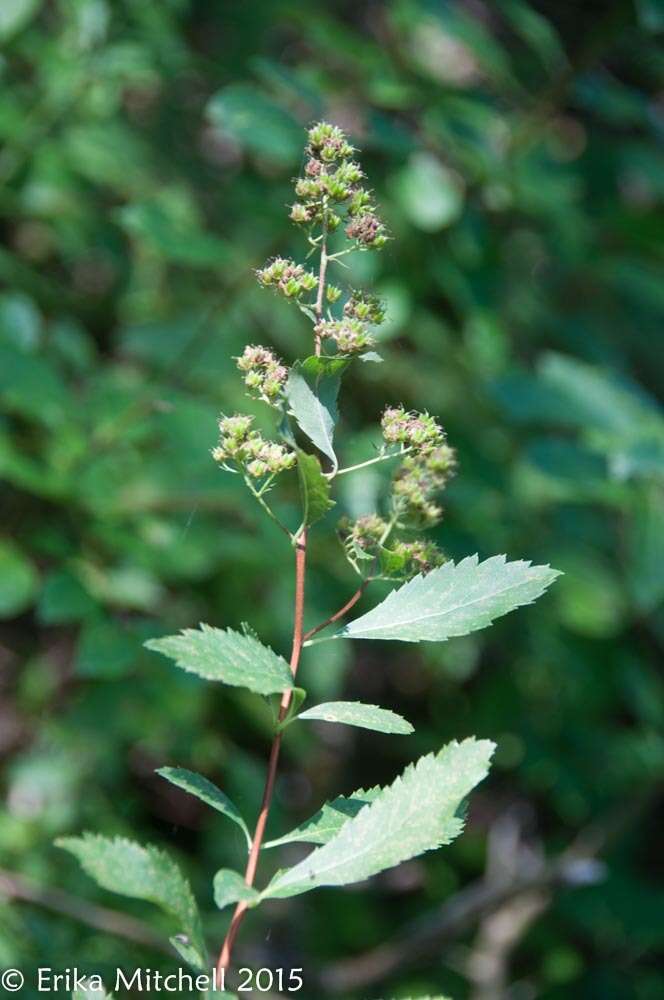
244, 476, 292, 539
217, 196, 329, 981
331, 446, 413, 478
302, 578, 371, 642
314, 202, 328, 355
215, 530, 307, 980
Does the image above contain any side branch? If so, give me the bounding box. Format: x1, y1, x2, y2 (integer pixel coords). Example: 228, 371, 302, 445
303, 579, 370, 642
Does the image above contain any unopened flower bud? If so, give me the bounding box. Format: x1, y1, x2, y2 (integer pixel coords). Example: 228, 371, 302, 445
218, 414, 253, 440
256, 258, 317, 301
346, 212, 387, 248
235, 345, 288, 406
290, 203, 312, 224
316, 318, 374, 355
247, 459, 269, 478
344, 290, 385, 325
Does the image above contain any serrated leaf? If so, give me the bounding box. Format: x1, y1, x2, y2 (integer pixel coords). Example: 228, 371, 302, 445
213, 869, 259, 911
297, 701, 413, 735
170, 935, 205, 970
57, 834, 206, 969
145, 624, 293, 695
296, 450, 335, 527
263, 738, 494, 898
286, 364, 341, 469
157, 767, 250, 848
262, 788, 381, 850
338, 554, 561, 642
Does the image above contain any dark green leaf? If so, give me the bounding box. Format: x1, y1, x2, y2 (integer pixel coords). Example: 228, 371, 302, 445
213, 869, 259, 911
295, 450, 335, 527
286, 365, 341, 470
156, 767, 251, 847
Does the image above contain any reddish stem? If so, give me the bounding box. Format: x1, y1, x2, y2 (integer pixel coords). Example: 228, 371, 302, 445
302, 578, 370, 643
215, 531, 307, 981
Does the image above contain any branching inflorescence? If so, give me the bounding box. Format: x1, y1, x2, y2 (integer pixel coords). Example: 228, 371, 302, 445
57, 123, 560, 995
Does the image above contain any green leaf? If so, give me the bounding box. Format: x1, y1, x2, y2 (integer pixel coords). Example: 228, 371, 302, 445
145, 624, 293, 695
213, 869, 259, 911
286, 364, 341, 470
263, 738, 494, 899
276, 685, 307, 731
378, 545, 410, 578
0, 539, 38, 619
206, 84, 302, 165
262, 788, 381, 850
297, 701, 413, 735
0, 0, 41, 40
628, 486, 664, 612
338, 554, 561, 642
0, 343, 68, 426
156, 767, 251, 848
57, 834, 206, 970
119, 202, 232, 268
296, 450, 335, 527
392, 996, 452, 1000
300, 355, 350, 378
393, 152, 465, 232
37, 569, 97, 624
358, 351, 383, 363
75, 618, 137, 680
72, 981, 114, 1000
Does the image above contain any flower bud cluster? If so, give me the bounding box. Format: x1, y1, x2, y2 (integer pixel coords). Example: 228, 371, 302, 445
287, 122, 388, 250
345, 189, 388, 249
212, 414, 295, 479
256, 257, 317, 299
392, 446, 457, 528
344, 290, 385, 325
315, 318, 375, 355
236, 345, 288, 404
339, 514, 388, 555
381, 407, 446, 451
307, 122, 355, 161
391, 539, 446, 576
338, 514, 445, 580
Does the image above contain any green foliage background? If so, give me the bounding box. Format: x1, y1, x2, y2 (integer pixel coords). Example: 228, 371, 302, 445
1, 1, 663, 997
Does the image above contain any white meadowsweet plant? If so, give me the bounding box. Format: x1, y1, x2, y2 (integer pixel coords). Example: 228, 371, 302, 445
57, 123, 560, 990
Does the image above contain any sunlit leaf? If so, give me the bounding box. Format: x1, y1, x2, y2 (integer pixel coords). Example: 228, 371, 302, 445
297, 701, 413, 735
57, 834, 206, 970
339, 555, 560, 642
145, 625, 293, 695
295, 450, 335, 527
263, 738, 494, 898
263, 788, 381, 850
